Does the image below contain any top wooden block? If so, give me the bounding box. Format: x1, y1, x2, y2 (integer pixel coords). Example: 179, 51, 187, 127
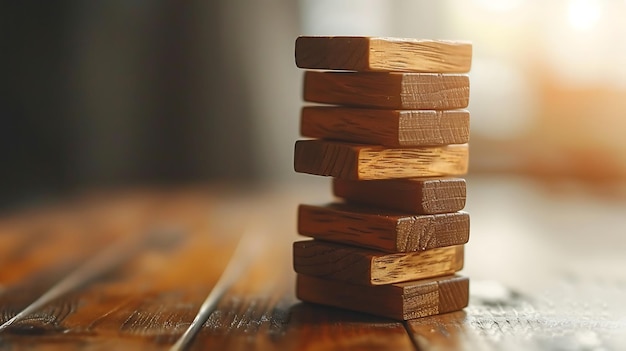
295, 36, 472, 73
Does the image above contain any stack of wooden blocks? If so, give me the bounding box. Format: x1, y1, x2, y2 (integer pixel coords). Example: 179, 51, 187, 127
292, 36, 472, 320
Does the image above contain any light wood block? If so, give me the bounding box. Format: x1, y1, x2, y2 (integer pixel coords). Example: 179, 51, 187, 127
293, 240, 464, 286
298, 204, 469, 253
301, 107, 469, 147
333, 177, 466, 214
295, 36, 472, 73
294, 140, 468, 180
303, 71, 469, 110
296, 274, 469, 320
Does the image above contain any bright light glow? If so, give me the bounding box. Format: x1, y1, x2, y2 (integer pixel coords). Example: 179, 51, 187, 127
470, 59, 536, 140
299, 0, 390, 35
568, 0, 602, 31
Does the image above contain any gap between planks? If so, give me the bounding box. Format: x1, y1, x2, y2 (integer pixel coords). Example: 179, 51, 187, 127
169, 229, 266, 351
403, 321, 423, 351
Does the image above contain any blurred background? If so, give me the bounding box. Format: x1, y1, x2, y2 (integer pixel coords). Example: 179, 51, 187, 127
2, 0, 626, 210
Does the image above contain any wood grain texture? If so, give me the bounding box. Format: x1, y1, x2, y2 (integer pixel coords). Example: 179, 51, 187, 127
293, 240, 464, 286
0, 189, 234, 350
0, 207, 121, 288
2, 185, 626, 350
301, 106, 470, 146
189, 225, 416, 351
297, 274, 469, 321
295, 36, 472, 73
333, 177, 466, 214
294, 139, 468, 180
298, 203, 469, 253
0, 197, 156, 333
303, 71, 469, 109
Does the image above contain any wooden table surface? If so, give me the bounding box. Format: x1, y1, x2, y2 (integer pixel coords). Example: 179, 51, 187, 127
1, 176, 625, 350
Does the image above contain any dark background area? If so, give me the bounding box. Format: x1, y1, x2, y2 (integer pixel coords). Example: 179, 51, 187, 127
1, 1, 265, 209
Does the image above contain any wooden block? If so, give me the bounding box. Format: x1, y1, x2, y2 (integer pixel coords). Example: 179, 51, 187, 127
333, 177, 466, 214
293, 240, 464, 285
296, 274, 469, 320
298, 204, 469, 253
303, 71, 469, 110
301, 107, 470, 147
295, 36, 472, 73
294, 140, 468, 180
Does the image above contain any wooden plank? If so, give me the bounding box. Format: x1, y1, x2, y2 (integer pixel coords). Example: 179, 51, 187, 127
0, 200, 143, 328
294, 140, 468, 180
0, 189, 235, 350
0, 229, 222, 350
298, 203, 469, 252
303, 71, 469, 109
0, 217, 119, 288
333, 177, 466, 214
295, 36, 472, 73
296, 274, 469, 321
301, 107, 470, 147
293, 240, 464, 285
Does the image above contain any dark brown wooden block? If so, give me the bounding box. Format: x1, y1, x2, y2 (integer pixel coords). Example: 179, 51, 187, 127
296, 274, 469, 320
298, 203, 469, 253
303, 71, 469, 110
294, 140, 468, 180
300, 107, 469, 147
295, 36, 472, 73
333, 177, 466, 214
293, 240, 464, 286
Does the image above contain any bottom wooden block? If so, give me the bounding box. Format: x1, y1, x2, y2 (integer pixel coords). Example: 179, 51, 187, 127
296, 274, 469, 321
